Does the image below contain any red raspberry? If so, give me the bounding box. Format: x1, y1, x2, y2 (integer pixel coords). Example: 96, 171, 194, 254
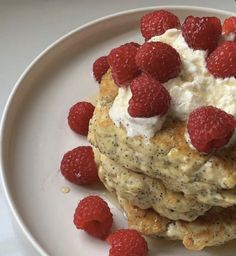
107, 229, 148, 256
93, 56, 109, 83
107, 43, 140, 86
74, 195, 113, 239
223, 16, 236, 36
60, 146, 99, 185
135, 41, 181, 83
181, 16, 222, 52
67, 102, 95, 136
140, 10, 180, 40
187, 106, 236, 154
207, 41, 236, 78
123, 42, 140, 48
128, 73, 171, 117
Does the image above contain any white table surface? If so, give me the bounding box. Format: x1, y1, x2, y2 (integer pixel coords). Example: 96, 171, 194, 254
1, 1, 236, 255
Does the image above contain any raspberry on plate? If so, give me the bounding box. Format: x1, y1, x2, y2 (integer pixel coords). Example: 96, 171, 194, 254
67, 101, 95, 136
93, 56, 109, 83
187, 106, 236, 154
181, 16, 222, 52
60, 146, 99, 185
207, 41, 236, 78
107, 43, 140, 86
128, 73, 171, 117
74, 195, 113, 239
107, 229, 148, 256
223, 16, 236, 36
140, 10, 180, 40
135, 41, 181, 83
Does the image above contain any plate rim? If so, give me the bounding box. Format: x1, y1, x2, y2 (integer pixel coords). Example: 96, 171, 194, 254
1, 5, 236, 256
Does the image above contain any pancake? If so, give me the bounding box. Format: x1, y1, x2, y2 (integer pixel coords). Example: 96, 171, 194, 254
96, 150, 211, 221
118, 196, 236, 251
88, 70, 236, 207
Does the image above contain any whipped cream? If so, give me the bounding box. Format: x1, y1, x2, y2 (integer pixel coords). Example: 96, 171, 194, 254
109, 87, 165, 138
109, 28, 236, 139
151, 28, 236, 120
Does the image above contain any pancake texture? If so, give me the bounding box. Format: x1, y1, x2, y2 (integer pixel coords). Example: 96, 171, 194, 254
118, 196, 236, 250
97, 151, 210, 221
88, 70, 236, 250
88, 70, 236, 207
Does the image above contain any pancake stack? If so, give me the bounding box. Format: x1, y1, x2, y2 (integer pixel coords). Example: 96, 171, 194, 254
88, 70, 236, 250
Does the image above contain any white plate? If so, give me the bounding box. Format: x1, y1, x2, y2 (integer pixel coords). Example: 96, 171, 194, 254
1, 6, 236, 256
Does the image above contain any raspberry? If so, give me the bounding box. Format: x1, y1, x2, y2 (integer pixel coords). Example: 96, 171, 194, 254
107, 229, 148, 256
107, 43, 140, 86
181, 16, 222, 52
67, 101, 95, 135
74, 195, 113, 239
187, 106, 236, 153
140, 10, 180, 40
128, 73, 171, 117
93, 56, 109, 83
135, 41, 181, 83
222, 16, 236, 35
123, 42, 140, 48
60, 146, 99, 185
207, 41, 236, 78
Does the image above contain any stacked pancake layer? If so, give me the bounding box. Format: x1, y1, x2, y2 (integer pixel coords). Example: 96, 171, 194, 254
88, 70, 236, 250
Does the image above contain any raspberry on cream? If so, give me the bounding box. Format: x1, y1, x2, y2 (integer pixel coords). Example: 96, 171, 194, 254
181, 16, 222, 52
109, 28, 236, 140
109, 87, 166, 138
187, 106, 236, 153
140, 9, 180, 40
107, 43, 140, 86
151, 28, 236, 120
128, 73, 171, 117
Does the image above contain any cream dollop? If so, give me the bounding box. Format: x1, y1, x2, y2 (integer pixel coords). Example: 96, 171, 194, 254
109, 28, 236, 140
109, 87, 165, 138
151, 29, 236, 120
